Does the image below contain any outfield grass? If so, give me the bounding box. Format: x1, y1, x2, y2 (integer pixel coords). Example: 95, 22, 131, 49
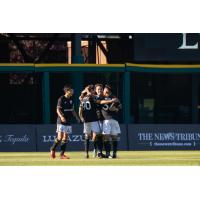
0, 151, 200, 166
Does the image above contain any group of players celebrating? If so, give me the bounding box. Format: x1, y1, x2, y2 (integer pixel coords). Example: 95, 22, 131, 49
50, 83, 122, 159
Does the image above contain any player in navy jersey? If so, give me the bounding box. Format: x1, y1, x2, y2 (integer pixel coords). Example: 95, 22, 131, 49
101, 85, 122, 158
79, 85, 117, 158
93, 83, 104, 157
50, 84, 80, 159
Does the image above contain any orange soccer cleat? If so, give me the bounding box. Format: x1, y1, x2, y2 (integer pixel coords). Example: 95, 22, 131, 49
60, 154, 70, 159
50, 150, 56, 159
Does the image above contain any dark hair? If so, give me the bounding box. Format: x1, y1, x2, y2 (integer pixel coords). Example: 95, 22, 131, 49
104, 84, 112, 91
86, 84, 94, 92
63, 84, 72, 93
95, 83, 103, 89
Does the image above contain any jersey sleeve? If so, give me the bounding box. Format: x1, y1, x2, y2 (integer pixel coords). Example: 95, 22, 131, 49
114, 100, 122, 110
91, 96, 98, 104
111, 95, 116, 99
57, 97, 62, 108
109, 96, 122, 111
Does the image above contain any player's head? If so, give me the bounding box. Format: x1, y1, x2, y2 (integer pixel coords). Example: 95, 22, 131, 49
63, 84, 73, 97
95, 83, 103, 96
85, 84, 95, 95
103, 84, 112, 97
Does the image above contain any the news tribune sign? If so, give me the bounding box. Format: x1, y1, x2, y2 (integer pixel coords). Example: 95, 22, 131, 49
128, 124, 200, 150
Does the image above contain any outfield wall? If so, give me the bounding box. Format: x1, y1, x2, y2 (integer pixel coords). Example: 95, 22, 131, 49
1, 63, 200, 151
1, 124, 200, 152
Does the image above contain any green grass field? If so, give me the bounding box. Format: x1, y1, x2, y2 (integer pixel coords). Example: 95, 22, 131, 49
1, 151, 200, 166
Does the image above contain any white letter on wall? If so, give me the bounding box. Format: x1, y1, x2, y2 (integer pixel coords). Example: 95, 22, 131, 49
178, 33, 198, 49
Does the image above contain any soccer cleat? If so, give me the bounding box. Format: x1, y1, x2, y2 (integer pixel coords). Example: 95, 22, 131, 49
105, 154, 112, 159
101, 153, 106, 158
97, 152, 103, 158
50, 150, 56, 159
60, 154, 70, 159
97, 152, 106, 158
85, 154, 89, 159
112, 153, 117, 159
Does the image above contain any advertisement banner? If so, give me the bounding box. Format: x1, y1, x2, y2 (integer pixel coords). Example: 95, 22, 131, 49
36, 124, 84, 151
128, 124, 200, 150
0, 125, 36, 152
36, 124, 128, 151
2, 124, 200, 151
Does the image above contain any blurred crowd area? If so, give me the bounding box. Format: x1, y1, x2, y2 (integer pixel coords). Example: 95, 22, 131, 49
9, 40, 67, 63
9, 73, 34, 85
9, 40, 66, 86
9, 40, 45, 62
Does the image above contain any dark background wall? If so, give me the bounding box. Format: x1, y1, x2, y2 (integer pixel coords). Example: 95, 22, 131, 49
134, 33, 200, 63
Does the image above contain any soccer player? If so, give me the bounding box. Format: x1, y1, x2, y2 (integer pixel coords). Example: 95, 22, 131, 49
93, 83, 104, 157
50, 84, 80, 159
79, 85, 116, 158
101, 85, 122, 158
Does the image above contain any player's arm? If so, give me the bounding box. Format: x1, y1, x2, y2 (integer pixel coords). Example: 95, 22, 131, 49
78, 104, 84, 123
109, 99, 122, 112
98, 98, 118, 104
57, 98, 66, 123
72, 106, 80, 123
108, 104, 118, 112
79, 90, 87, 101
117, 101, 122, 110
57, 107, 66, 123
79, 86, 91, 100
114, 98, 122, 110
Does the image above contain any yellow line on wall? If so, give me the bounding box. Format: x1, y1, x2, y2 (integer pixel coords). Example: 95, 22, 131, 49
0, 63, 34, 66
1, 63, 200, 69
35, 64, 124, 67
126, 63, 200, 68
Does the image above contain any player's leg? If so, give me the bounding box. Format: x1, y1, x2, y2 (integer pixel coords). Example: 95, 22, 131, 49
96, 134, 104, 158
96, 121, 104, 158
91, 121, 103, 158
92, 132, 98, 158
104, 135, 111, 158
60, 133, 70, 159
50, 125, 63, 158
60, 125, 72, 159
102, 120, 112, 158
93, 132, 103, 158
51, 132, 63, 152
110, 119, 121, 158
111, 135, 118, 158
85, 133, 92, 158
84, 122, 92, 158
